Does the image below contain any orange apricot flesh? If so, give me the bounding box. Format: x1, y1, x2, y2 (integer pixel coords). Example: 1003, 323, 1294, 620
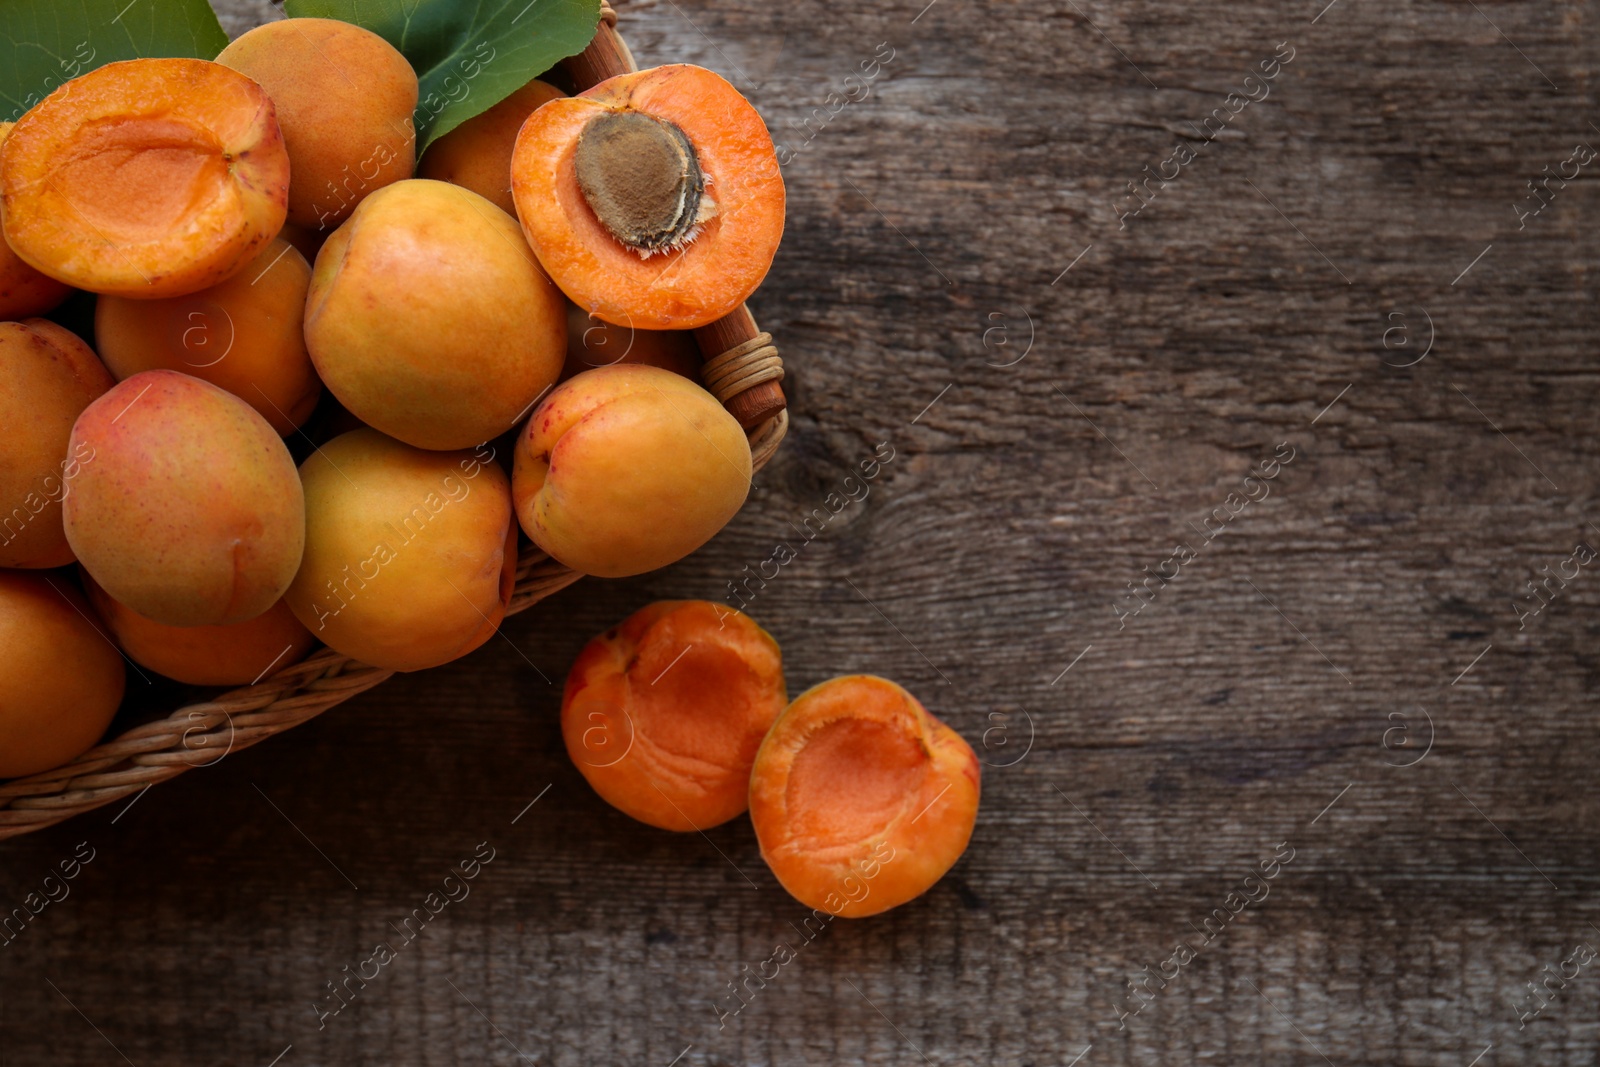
0, 319, 114, 568
95, 236, 321, 434
0, 122, 72, 319
83, 572, 314, 687
0, 571, 125, 779
512, 64, 785, 329
750, 675, 980, 918
419, 78, 565, 216
563, 600, 786, 831
0, 59, 289, 299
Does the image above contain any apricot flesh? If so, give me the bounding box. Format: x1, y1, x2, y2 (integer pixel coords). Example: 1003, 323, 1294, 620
305, 179, 566, 451
84, 573, 314, 687
0, 123, 72, 319
563, 600, 786, 830
750, 675, 981, 918
284, 429, 517, 672
512, 364, 751, 578
95, 237, 321, 434
217, 18, 418, 231
0, 59, 289, 299
64, 370, 306, 627
418, 79, 565, 216
563, 303, 701, 382
0, 571, 125, 779
512, 64, 785, 329
0, 320, 115, 568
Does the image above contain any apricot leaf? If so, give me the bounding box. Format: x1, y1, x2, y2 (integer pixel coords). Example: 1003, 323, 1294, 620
283, 0, 602, 152
0, 0, 230, 122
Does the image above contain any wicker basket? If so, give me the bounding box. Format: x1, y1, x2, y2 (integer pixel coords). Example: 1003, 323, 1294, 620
0, 4, 789, 840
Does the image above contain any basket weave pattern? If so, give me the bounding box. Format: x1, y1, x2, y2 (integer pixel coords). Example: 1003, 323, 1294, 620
0, 6, 788, 839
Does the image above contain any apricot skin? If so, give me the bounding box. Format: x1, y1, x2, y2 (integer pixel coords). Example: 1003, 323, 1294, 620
0, 123, 72, 319
563, 601, 786, 830
95, 237, 321, 435
64, 370, 306, 628
419, 79, 565, 216
513, 365, 751, 578
0, 320, 115, 568
305, 180, 567, 451
0, 59, 289, 299
750, 675, 981, 918
284, 429, 517, 672
217, 18, 418, 231
84, 573, 314, 687
562, 303, 701, 382
0, 571, 125, 779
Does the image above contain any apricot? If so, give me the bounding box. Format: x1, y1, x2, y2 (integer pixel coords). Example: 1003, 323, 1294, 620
512, 64, 785, 329
0, 59, 289, 299
83, 572, 314, 687
562, 302, 701, 382
64, 370, 305, 627
0, 320, 114, 568
750, 675, 980, 918
419, 79, 565, 216
0, 123, 72, 319
0, 571, 125, 779
95, 237, 321, 434
217, 18, 418, 230
563, 601, 785, 830
512, 364, 751, 578
284, 429, 517, 672
305, 179, 566, 450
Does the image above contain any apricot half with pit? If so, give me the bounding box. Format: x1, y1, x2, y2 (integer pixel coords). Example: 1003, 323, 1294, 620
512, 364, 751, 578
750, 675, 981, 918
512, 64, 785, 329
563, 600, 787, 830
0, 59, 289, 299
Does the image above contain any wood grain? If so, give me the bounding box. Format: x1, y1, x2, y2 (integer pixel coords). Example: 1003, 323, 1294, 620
1, 0, 1596, 1064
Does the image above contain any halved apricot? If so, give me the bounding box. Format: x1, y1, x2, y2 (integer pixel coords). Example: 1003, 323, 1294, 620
511, 64, 784, 329
0, 59, 289, 299
0, 123, 72, 319
750, 675, 980, 918
562, 600, 786, 831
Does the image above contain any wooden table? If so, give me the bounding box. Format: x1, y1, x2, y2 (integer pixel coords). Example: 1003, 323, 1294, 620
3, 1, 1595, 1063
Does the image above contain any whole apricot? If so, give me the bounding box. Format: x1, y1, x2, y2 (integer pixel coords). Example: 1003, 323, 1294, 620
512, 64, 784, 329
305, 180, 566, 451
512, 364, 751, 578
0, 571, 125, 779
0, 320, 114, 568
562, 303, 701, 382
563, 601, 786, 830
284, 429, 517, 672
419, 79, 565, 216
95, 237, 320, 435
750, 675, 980, 918
64, 370, 306, 627
0, 123, 71, 319
217, 18, 418, 230
0, 59, 289, 299
83, 572, 314, 687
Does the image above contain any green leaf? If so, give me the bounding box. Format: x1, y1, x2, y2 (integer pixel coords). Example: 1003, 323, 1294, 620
282, 0, 602, 152
0, 0, 230, 123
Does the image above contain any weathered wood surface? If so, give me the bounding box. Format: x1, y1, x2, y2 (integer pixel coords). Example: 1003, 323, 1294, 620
2, 0, 1597, 1064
